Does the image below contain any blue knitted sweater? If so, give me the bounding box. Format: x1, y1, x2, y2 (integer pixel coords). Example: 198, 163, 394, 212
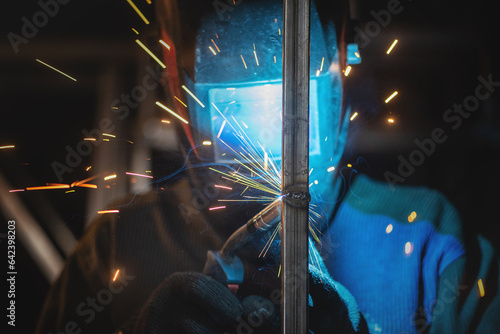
319, 174, 499, 334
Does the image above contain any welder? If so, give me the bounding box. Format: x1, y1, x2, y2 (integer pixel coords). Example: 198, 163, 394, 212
36, 0, 500, 333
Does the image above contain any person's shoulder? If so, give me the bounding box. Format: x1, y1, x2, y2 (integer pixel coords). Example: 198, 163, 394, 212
345, 173, 462, 237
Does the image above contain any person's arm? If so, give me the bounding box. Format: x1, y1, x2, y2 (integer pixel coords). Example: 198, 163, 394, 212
35, 214, 116, 334
429, 235, 500, 334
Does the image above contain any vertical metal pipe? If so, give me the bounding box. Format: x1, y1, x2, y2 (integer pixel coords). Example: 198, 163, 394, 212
281, 0, 310, 333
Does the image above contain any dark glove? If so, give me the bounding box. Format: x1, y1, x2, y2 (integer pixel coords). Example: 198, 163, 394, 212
308, 245, 369, 334
233, 229, 369, 334
130, 272, 279, 334
132, 272, 242, 333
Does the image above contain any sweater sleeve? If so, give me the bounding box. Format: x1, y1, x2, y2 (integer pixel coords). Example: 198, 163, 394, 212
428, 235, 500, 334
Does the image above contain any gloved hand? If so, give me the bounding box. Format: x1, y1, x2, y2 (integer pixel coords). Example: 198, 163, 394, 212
308, 243, 369, 334
130, 272, 241, 333
130, 272, 279, 334
235, 233, 369, 334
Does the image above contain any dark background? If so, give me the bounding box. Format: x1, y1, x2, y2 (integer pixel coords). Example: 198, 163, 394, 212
1, 0, 499, 333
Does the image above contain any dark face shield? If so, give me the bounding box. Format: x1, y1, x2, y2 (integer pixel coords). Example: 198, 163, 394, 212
182, 0, 349, 209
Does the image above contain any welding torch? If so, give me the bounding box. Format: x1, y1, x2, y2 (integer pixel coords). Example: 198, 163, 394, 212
202, 197, 282, 292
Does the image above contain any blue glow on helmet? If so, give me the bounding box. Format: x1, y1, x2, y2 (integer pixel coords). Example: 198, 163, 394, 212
184, 0, 345, 206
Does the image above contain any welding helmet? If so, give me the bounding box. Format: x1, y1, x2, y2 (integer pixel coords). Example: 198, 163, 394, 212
157, 0, 360, 217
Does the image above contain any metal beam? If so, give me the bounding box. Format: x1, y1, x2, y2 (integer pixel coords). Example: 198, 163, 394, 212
0, 172, 64, 282
281, 0, 311, 332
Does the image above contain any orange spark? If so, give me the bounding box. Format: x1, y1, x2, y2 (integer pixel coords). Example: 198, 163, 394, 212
240, 55, 247, 69
27, 185, 70, 191
211, 39, 220, 52
98, 210, 119, 214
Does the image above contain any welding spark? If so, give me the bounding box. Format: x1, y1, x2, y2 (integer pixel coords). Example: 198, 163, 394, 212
72, 175, 100, 188
217, 120, 227, 138
214, 185, 233, 190
159, 39, 171, 50
327, 166, 335, 172
405, 242, 413, 255
344, 65, 352, 76
104, 174, 117, 181
240, 55, 248, 69
161, 120, 171, 124
253, 50, 259, 66
182, 85, 205, 108
0, 145, 15, 149
388, 118, 395, 123
103, 133, 116, 138
211, 39, 220, 52
156, 101, 189, 124
385, 91, 398, 103
408, 211, 417, 222
174, 96, 187, 107
9, 189, 24, 193
203, 141, 212, 146
36, 59, 77, 81
135, 40, 166, 68
209, 46, 217, 55
113, 269, 120, 281
126, 172, 153, 178
76, 184, 97, 189
27, 185, 70, 191
207, 113, 325, 263
84, 138, 96, 141
386, 39, 398, 54
98, 210, 119, 214
209, 206, 226, 211
478, 279, 485, 297
386, 224, 393, 234
126, 0, 150, 24
131, 28, 139, 35
350, 112, 358, 121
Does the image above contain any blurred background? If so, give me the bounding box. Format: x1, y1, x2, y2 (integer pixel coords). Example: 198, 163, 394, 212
1, 0, 499, 333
